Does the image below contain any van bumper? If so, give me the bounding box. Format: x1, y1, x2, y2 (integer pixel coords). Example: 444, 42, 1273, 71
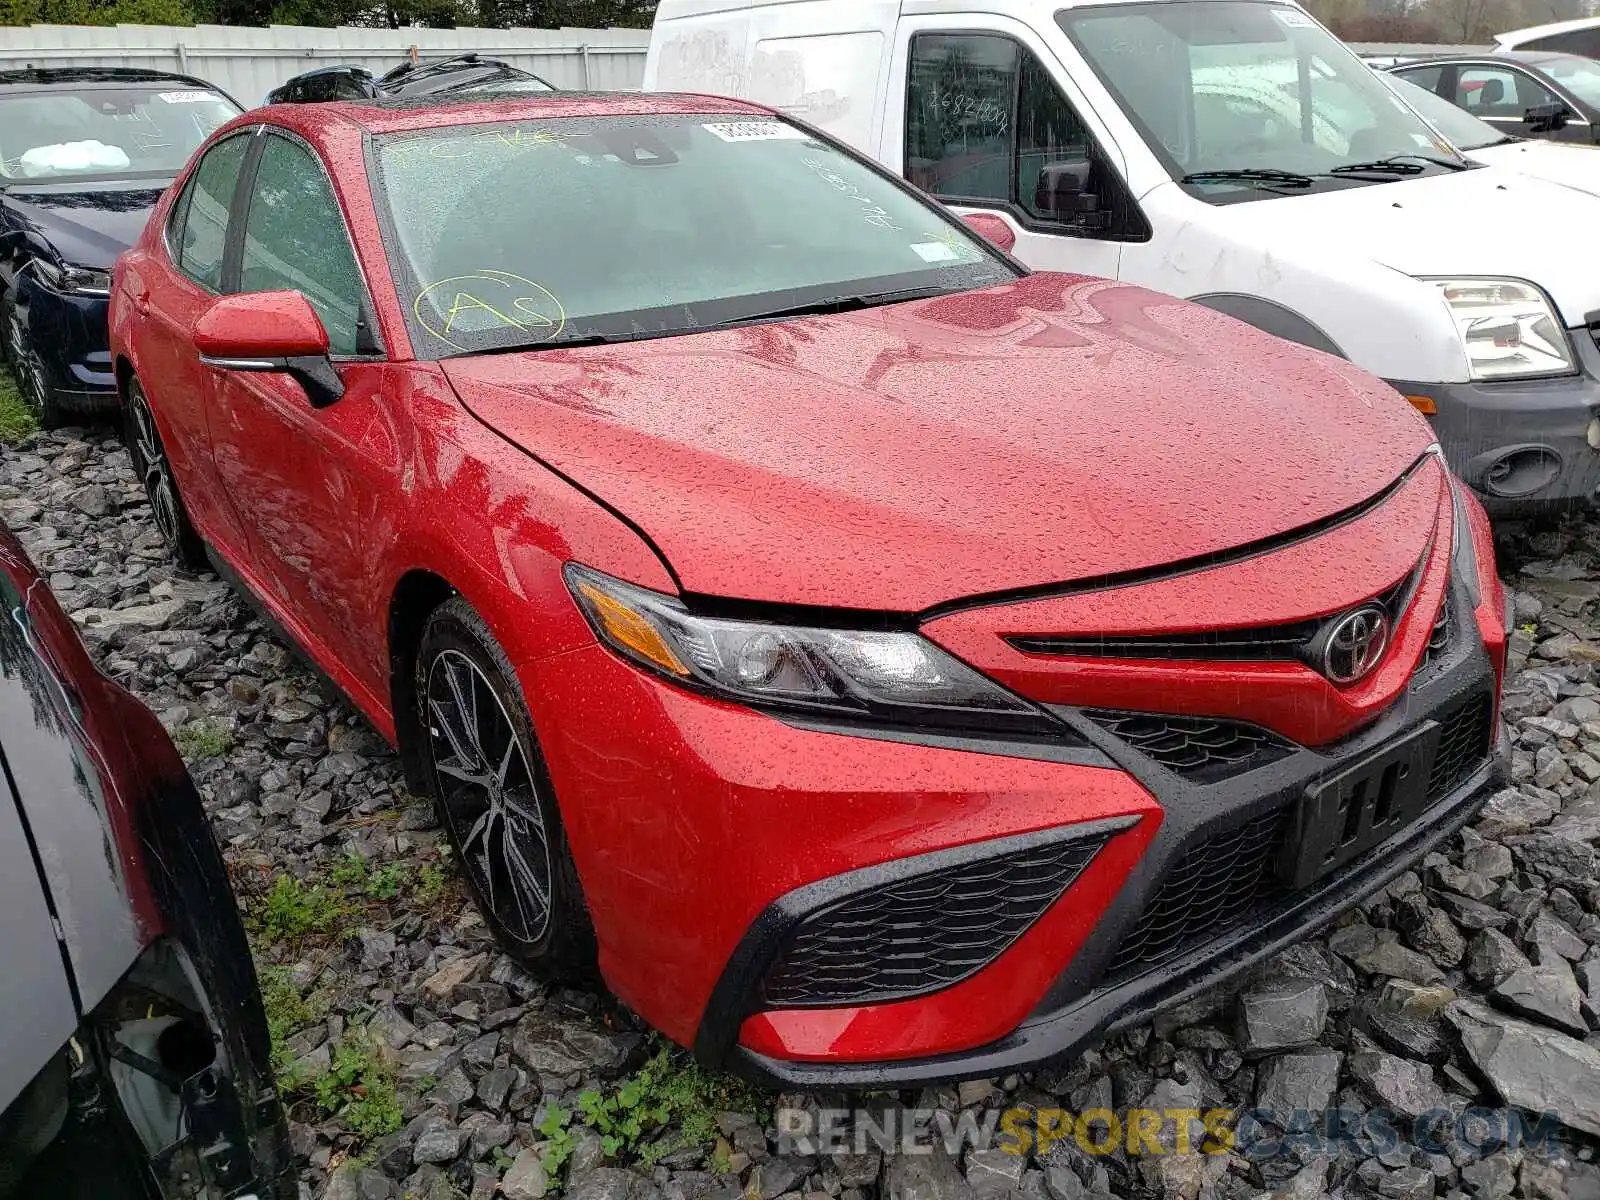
1390, 335, 1600, 516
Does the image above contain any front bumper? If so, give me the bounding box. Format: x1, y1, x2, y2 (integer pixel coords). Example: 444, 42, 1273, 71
525, 569, 1503, 1086
11, 271, 118, 411
1393, 330, 1600, 515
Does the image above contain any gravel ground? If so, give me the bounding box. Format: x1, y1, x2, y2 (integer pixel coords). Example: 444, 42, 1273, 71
7, 423, 1600, 1200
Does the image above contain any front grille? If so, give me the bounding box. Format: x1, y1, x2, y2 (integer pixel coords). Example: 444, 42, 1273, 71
1083, 710, 1296, 783
1010, 578, 1411, 664
1105, 807, 1289, 978
761, 835, 1104, 1008
1428, 692, 1493, 800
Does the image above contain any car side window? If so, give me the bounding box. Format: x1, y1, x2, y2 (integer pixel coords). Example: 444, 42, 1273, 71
906, 32, 1137, 239
238, 134, 366, 355
174, 135, 248, 291
1455, 66, 1552, 118
1393, 65, 1443, 94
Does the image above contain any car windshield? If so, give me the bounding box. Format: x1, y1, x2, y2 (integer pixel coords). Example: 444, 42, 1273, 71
373, 113, 1017, 356
458, 77, 555, 93
1058, 1, 1468, 200
0, 86, 238, 182
1382, 72, 1506, 150
1538, 56, 1600, 107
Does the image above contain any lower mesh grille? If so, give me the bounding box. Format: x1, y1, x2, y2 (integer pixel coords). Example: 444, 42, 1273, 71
762, 834, 1105, 1007
1105, 808, 1289, 977
1083, 710, 1295, 782
1429, 692, 1493, 800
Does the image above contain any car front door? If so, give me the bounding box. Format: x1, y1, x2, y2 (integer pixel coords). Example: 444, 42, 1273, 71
204, 129, 392, 705
1453, 63, 1583, 140
883, 17, 1144, 280
125, 131, 254, 557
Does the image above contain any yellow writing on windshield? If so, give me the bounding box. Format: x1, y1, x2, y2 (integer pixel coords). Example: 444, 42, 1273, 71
415, 270, 567, 352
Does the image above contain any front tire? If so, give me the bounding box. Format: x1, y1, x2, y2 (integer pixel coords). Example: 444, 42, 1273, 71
415, 596, 598, 983
1, 284, 71, 430
123, 375, 206, 569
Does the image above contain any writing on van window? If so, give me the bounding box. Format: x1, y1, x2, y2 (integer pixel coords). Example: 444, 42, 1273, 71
413, 270, 566, 353
801, 155, 901, 231
928, 88, 1010, 137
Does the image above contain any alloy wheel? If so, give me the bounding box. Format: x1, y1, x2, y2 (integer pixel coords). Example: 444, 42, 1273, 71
4, 299, 47, 415
129, 387, 184, 548
426, 648, 554, 944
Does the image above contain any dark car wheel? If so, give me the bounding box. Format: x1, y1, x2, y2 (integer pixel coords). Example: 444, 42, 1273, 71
416, 596, 598, 983
124, 375, 206, 569
1, 286, 71, 430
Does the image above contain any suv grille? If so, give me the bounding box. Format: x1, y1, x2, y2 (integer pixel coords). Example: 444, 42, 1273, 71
1106, 807, 1289, 977
762, 834, 1105, 1008
1083, 710, 1296, 782
1428, 692, 1493, 800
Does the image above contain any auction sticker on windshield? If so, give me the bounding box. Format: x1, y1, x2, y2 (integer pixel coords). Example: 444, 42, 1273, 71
158, 90, 218, 103
701, 121, 811, 142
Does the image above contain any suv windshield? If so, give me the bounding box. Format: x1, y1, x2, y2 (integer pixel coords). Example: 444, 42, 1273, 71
373, 114, 1016, 356
1382, 72, 1507, 151
0, 86, 238, 182
1058, 2, 1468, 200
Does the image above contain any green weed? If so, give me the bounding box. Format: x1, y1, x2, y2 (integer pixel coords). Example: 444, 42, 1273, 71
0, 373, 36, 445
250, 875, 350, 944
174, 721, 233, 759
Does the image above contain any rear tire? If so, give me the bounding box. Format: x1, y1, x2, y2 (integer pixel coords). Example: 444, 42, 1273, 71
415, 596, 599, 983
123, 375, 206, 569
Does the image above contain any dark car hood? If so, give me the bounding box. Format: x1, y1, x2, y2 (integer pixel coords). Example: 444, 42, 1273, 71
442, 273, 1436, 611
2, 179, 169, 270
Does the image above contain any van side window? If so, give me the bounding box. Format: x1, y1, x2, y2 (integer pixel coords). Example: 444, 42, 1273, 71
905, 33, 1143, 240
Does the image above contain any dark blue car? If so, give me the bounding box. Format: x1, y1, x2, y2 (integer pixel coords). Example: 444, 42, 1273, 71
0, 68, 239, 427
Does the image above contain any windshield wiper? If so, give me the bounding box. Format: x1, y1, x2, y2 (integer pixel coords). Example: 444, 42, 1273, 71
737, 285, 955, 324
1179, 168, 1315, 189
1331, 153, 1466, 175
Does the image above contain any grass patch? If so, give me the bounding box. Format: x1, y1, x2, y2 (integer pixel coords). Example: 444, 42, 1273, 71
307, 1033, 404, 1140
414, 861, 452, 908
249, 874, 351, 945
258, 964, 327, 1077
174, 721, 233, 760
0, 371, 36, 446
575, 1045, 769, 1169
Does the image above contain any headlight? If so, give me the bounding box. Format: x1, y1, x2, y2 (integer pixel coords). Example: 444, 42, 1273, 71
565, 564, 1056, 735
1431, 278, 1573, 381
30, 260, 112, 296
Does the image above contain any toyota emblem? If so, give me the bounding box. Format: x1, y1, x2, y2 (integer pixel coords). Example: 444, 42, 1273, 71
1322, 605, 1390, 685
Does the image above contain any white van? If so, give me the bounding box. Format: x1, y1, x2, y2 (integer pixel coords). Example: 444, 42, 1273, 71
645, 0, 1600, 512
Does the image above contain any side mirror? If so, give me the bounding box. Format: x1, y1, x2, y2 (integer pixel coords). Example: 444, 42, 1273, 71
193, 291, 344, 408
1035, 160, 1101, 222
959, 211, 1017, 253
1525, 101, 1570, 132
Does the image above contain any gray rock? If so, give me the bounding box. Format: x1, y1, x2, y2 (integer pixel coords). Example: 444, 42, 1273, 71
499, 1146, 549, 1200
1355, 999, 1452, 1064
1348, 1052, 1451, 1118
67, 484, 111, 517
411, 1118, 462, 1165
1510, 833, 1600, 889
1491, 962, 1589, 1035
1445, 997, 1600, 1137
1395, 894, 1466, 968
1254, 1051, 1342, 1128
475, 1064, 516, 1112
1459, 1154, 1516, 1199
1529, 911, 1588, 963
1237, 980, 1329, 1054
1465, 930, 1533, 986
964, 1150, 1025, 1199
510, 1009, 637, 1080
1346, 935, 1448, 985
883, 1145, 974, 1200
753, 1157, 808, 1199
566, 1168, 651, 1200
1377, 1165, 1436, 1200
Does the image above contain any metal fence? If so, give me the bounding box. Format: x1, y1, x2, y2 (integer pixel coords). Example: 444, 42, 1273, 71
0, 23, 651, 104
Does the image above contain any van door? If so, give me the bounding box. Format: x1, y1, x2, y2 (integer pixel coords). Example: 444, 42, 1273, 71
882, 13, 1148, 281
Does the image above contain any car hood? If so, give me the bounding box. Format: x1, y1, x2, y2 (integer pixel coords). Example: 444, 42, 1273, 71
2, 179, 169, 270
443, 273, 1434, 611
1470, 138, 1600, 199
1199, 166, 1600, 325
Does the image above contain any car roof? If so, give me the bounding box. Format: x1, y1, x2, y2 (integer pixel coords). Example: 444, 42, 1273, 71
253, 90, 776, 137
0, 66, 223, 93
1393, 49, 1586, 68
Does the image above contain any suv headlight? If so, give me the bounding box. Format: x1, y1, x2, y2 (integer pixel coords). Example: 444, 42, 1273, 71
1430, 278, 1573, 381
565, 564, 1056, 736
30, 259, 112, 297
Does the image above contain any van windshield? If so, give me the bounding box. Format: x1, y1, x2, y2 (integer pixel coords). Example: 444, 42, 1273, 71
1058, 1, 1470, 201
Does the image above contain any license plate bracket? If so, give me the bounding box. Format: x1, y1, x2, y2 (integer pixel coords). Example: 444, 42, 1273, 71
1281, 722, 1439, 890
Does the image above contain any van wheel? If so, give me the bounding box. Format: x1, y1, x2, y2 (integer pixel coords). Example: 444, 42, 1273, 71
415, 596, 598, 983
124, 376, 206, 569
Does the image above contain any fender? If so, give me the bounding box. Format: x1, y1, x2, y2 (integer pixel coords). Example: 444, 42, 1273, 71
1189, 293, 1347, 359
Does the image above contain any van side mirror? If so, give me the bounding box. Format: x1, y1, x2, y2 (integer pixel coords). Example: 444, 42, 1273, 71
1035, 161, 1105, 228
1525, 101, 1570, 132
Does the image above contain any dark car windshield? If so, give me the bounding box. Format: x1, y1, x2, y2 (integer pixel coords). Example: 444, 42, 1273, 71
1538, 55, 1600, 107
372, 114, 1017, 356
1382, 72, 1506, 151
1058, 2, 1468, 201
0, 86, 239, 182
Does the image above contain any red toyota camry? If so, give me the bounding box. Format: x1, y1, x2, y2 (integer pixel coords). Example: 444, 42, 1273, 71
108, 93, 1508, 1086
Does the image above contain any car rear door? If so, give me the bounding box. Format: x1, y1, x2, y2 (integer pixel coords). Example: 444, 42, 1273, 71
124, 129, 256, 559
